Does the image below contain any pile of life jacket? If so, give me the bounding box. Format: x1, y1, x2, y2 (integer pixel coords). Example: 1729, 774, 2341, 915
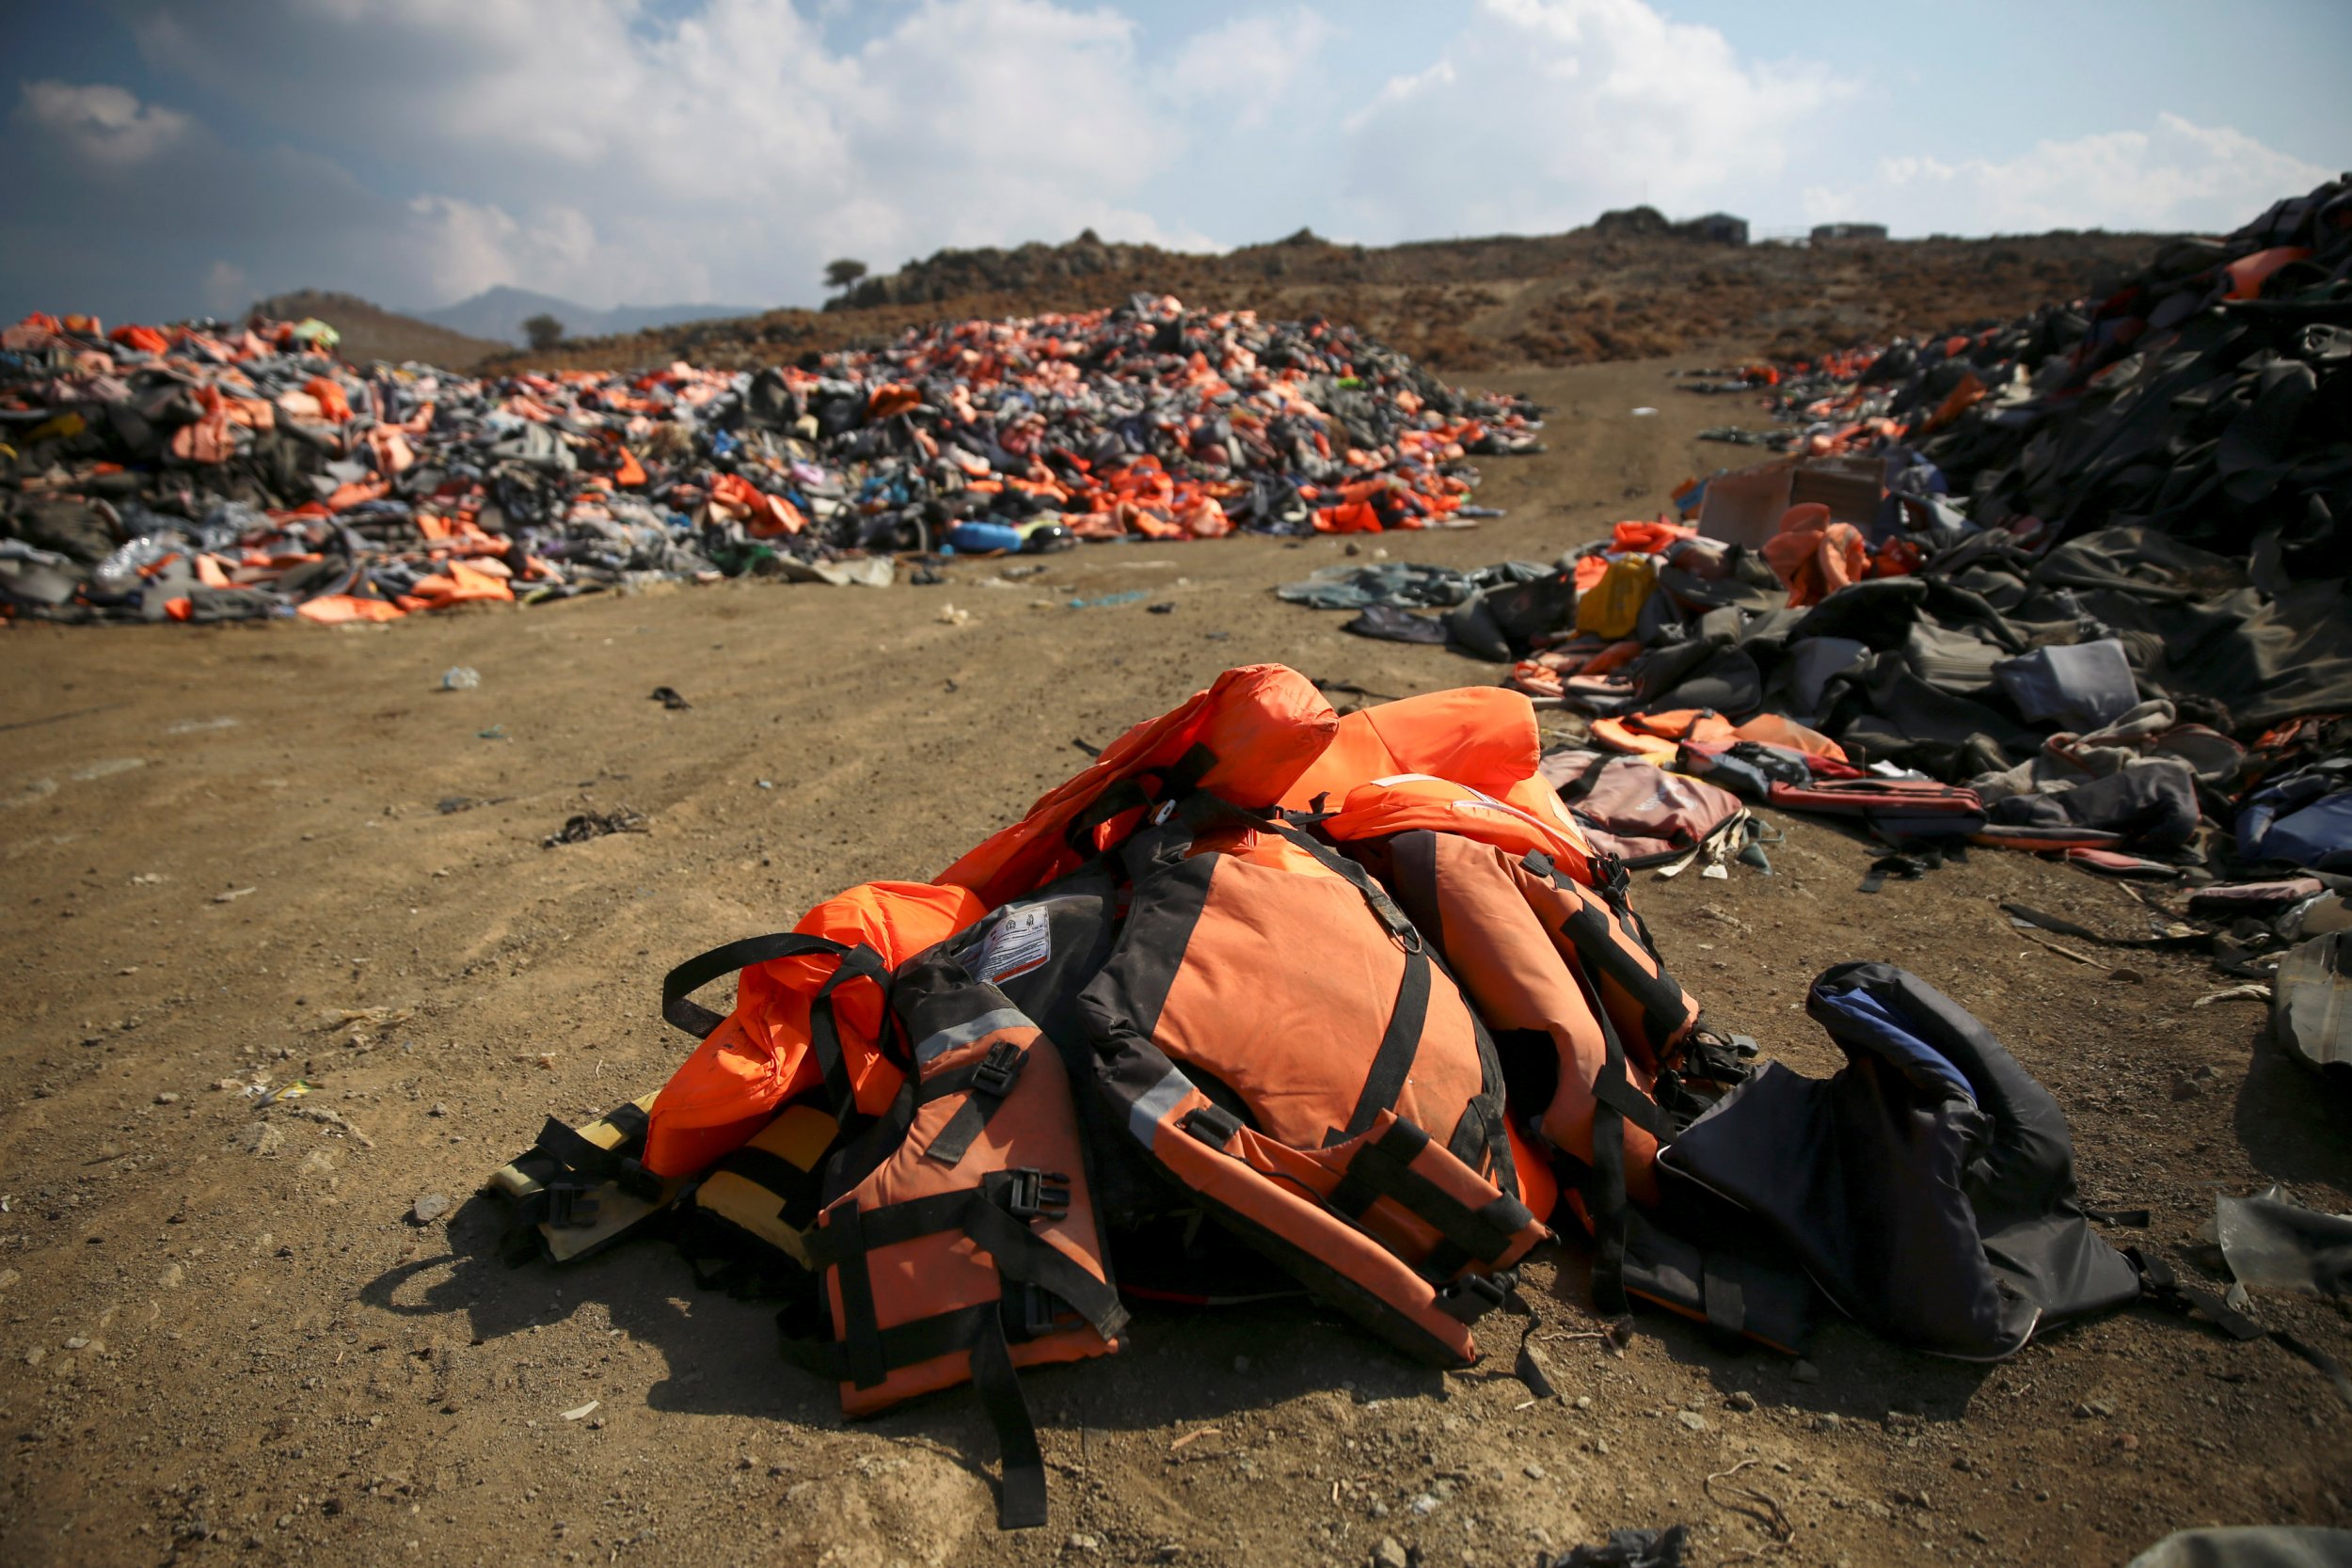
2, 296, 1544, 626
489, 664, 2146, 1528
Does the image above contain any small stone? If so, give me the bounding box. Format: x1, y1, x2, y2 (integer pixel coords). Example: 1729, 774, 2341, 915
1152, 1545, 1184, 1563
233, 1122, 285, 1157
2116, 1433, 2140, 1451
1791, 1359, 1821, 1384
428, 1102, 450, 1118
1591, 1436, 1610, 1456
1727, 1390, 1757, 1413
1814, 1413, 1841, 1433
1366, 1501, 1390, 1520
1522, 1463, 1546, 1480
1676, 1410, 1710, 1433
1065, 1532, 1101, 1555
1373, 1536, 1410, 1568
1573, 1395, 1594, 1410
155, 1092, 180, 1105
1410, 1491, 1441, 1515
411, 1194, 452, 1225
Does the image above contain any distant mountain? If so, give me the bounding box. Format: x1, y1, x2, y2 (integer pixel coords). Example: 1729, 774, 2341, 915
412, 286, 766, 347
248, 290, 508, 370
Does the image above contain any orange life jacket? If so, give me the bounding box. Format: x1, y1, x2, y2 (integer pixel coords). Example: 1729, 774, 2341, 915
1349, 831, 1670, 1203
1317, 772, 1597, 889
1280, 686, 1584, 848
1351, 830, 1732, 1317
786, 956, 1125, 1528
938, 664, 1337, 909
1080, 819, 1549, 1367
645, 881, 986, 1176
1592, 707, 1845, 765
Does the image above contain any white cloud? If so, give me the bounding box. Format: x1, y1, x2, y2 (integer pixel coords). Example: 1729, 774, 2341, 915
1802, 114, 2337, 236
1339, 0, 1848, 240
113, 0, 1193, 309
17, 2, 2340, 326
16, 80, 191, 164
1169, 9, 1333, 129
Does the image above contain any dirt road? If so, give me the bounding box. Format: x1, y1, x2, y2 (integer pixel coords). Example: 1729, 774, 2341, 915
2, 360, 2345, 1567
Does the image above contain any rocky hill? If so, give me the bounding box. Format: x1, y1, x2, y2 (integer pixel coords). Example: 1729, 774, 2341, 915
493, 214, 2165, 376
248, 290, 509, 370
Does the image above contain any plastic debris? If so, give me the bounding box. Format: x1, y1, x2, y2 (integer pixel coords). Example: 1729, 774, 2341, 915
2216, 1186, 2352, 1297
544, 807, 648, 847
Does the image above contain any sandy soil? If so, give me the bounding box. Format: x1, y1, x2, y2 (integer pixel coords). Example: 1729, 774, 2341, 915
1, 359, 2346, 1568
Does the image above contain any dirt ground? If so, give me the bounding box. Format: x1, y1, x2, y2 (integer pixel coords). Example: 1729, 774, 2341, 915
2, 357, 2346, 1568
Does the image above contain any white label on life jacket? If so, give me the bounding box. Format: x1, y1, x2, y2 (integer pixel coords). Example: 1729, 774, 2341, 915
975, 905, 1052, 985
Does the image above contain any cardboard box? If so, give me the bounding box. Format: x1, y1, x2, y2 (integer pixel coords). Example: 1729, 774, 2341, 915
1697, 455, 1884, 547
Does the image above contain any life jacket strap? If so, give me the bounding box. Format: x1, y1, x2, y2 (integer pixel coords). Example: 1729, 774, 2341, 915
919, 1039, 1030, 1167
660, 931, 850, 1037
1327, 946, 1432, 1146
804, 1177, 1127, 1343
1584, 1001, 1636, 1318
1323, 1118, 1536, 1271
659, 932, 892, 1124
532, 1116, 662, 1203
1060, 742, 1220, 855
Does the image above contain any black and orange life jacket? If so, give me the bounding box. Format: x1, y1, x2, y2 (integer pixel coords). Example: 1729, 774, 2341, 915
1080, 817, 1549, 1367
784, 956, 1126, 1529
645, 880, 987, 1176
1306, 770, 1729, 1318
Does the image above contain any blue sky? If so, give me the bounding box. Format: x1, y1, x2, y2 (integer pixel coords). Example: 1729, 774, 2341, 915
3, 0, 2344, 324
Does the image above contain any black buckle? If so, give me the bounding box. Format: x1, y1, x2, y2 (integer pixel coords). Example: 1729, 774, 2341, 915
614, 1157, 662, 1203
1434, 1271, 1510, 1323
972, 1037, 1026, 1099
1182, 1104, 1242, 1148
545, 1181, 601, 1229
1003, 1282, 1065, 1340
1001, 1168, 1070, 1223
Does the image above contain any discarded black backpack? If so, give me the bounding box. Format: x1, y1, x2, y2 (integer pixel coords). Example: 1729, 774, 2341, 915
1657, 962, 2141, 1359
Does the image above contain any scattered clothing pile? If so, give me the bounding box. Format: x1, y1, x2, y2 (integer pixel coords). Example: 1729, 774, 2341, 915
0, 297, 1541, 624
1283, 177, 2352, 895
490, 666, 2183, 1530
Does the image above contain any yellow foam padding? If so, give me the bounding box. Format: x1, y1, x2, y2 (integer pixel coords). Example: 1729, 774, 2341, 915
686, 1103, 840, 1266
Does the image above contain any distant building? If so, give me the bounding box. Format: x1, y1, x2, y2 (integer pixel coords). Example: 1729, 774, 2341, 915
1684, 212, 1750, 245
1812, 222, 1889, 244
1592, 206, 1749, 245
